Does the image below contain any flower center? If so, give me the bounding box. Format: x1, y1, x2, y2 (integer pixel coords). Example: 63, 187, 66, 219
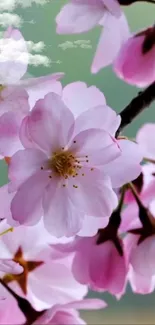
3, 247, 43, 295
48, 150, 76, 177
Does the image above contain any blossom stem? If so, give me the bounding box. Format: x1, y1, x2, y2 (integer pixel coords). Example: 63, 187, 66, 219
143, 157, 155, 164
0, 279, 43, 325
119, 0, 155, 5
128, 182, 153, 227
128, 182, 143, 208
116, 81, 155, 135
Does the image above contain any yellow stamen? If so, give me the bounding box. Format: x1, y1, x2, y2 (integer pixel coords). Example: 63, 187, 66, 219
0, 227, 14, 237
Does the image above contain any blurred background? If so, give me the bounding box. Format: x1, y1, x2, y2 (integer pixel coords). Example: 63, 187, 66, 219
1, 0, 155, 323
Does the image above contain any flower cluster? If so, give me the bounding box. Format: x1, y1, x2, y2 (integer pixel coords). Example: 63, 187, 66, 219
0, 0, 154, 323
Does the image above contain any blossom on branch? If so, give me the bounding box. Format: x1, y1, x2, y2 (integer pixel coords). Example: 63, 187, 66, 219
56, 0, 130, 73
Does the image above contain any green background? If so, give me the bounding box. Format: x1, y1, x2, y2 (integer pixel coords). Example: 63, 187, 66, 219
1, 1, 155, 323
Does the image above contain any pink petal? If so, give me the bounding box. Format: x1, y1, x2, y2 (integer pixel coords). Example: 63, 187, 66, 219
68, 169, 118, 217
11, 171, 50, 226
0, 185, 18, 226
56, 1, 104, 34
0, 27, 28, 84
19, 116, 37, 149
73, 105, 121, 136
0, 112, 23, 157
0, 259, 23, 274
8, 148, 48, 192
21, 74, 63, 109
136, 123, 155, 160
129, 267, 155, 294
114, 34, 155, 87
130, 235, 155, 277
91, 12, 130, 73
69, 128, 120, 166
103, 139, 142, 188
89, 241, 127, 294
65, 298, 107, 310
0, 86, 29, 117
78, 215, 109, 237
26, 93, 74, 154
62, 82, 106, 118
43, 183, 83, 237
102, 0, 121, 17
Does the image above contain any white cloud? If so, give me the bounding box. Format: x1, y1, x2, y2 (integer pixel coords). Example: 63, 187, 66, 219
0, 13, 22, 27
58, 40, 92, 51
28, 54, 50, 66
0, 0, 51, 67
0, 37, 51, 67
0, 0, 49, 11
26, 41, 45, 52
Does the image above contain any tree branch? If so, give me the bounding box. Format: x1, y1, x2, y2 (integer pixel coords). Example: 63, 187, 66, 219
116, 81, 155, 136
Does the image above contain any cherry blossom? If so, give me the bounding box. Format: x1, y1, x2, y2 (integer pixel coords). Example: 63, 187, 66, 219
0, 220, 87, 310
114, 25, 155, 87
56, 0, 130, 73
6, 90, 143, 237
52, 233, 127, 296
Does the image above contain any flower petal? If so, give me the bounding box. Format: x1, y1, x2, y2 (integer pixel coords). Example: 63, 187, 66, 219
103, 139, 142, 188
62, 82, 106, 118
0, 112, 23, 157
91, 12, 130, 73
43, 183, 83, 237
56, 1, 104, 34
21, 74, 63, 109
27, 93, 74, 154
11, 171, 50, 226
102, 0, 121, 17
69, 169, 118, 217
9, 148, 48, 192
136, 123, 155, 160
69, 129, 120, 166
73, 105, 121, 136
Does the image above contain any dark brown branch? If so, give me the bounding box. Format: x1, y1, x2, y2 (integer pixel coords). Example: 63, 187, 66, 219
0, 279, 43, 325
117, 81, 155, 136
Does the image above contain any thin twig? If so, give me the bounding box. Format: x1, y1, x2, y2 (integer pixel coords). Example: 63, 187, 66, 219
116, 81, 155, 136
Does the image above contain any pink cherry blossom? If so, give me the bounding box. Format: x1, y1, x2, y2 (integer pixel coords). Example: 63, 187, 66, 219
53, 233, 127, 296
114, 25, 155, 87
6, 88, 143, 237
56, 1, 130, 73
33, 299, 107, 325
0, 220, 87, 311
8, 92, 122, 237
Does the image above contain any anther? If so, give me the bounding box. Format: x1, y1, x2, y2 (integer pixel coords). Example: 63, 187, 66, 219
85, 156, 88, 158
62, 184, 66, 187
41, 166, 43, 170
73, 185, 78, 188
73, 140, 76, 143
49, 175, 52, 179
82, 173, 85, 176
91, 168, 94, 171
86, 160, 89, 163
